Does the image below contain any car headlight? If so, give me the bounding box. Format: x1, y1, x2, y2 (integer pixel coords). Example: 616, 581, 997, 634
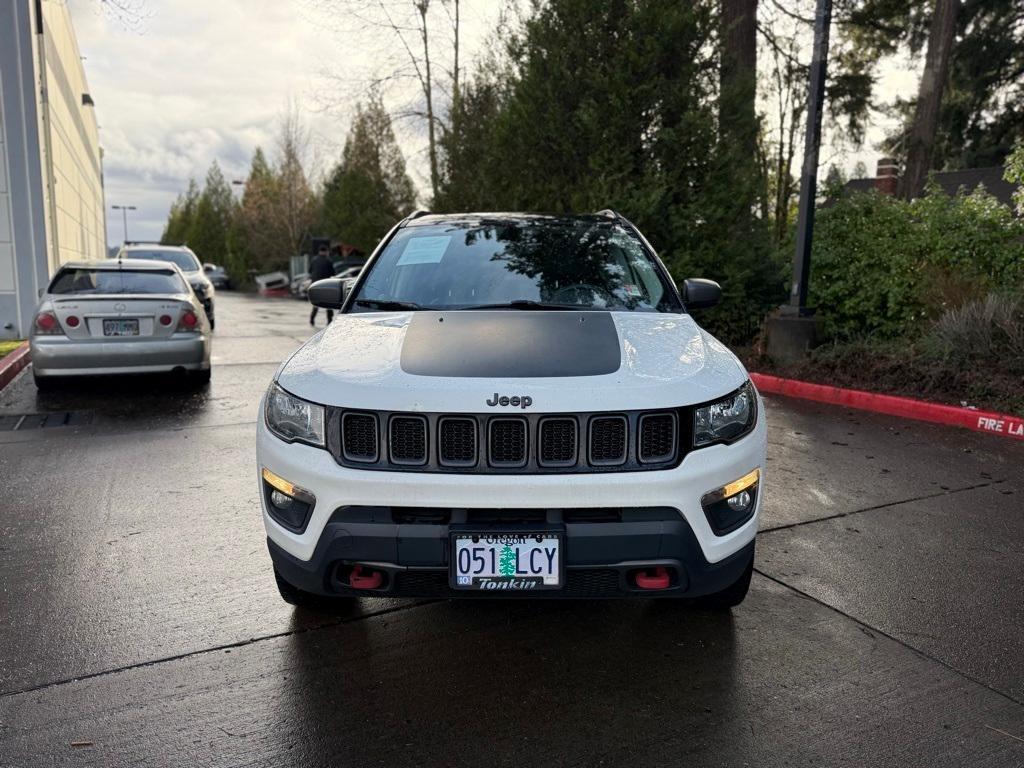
265, 383, 325, 447
693, 381, 757, 447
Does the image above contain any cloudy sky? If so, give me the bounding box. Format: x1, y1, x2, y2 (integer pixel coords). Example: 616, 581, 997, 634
70, 0, 503, 246
69, 0, 917, 248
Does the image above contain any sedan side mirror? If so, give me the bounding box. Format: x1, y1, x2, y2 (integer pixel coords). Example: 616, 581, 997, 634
682, 278, 721, 310
308, 278, 347, 309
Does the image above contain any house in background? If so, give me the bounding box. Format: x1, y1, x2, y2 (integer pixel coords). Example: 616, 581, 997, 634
837, 158, 1020, 210
0, 0, 106, 339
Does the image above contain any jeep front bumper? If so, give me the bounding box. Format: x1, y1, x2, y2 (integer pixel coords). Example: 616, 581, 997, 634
256, 408, 766, 598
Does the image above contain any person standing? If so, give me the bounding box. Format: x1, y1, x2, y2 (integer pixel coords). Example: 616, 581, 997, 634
308, 245, 336, 326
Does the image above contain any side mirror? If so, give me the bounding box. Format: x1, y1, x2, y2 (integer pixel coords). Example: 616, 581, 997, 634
308, 278, 346, 309
682, 278, 721, 310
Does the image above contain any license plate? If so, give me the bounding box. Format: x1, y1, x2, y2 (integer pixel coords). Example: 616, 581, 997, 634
103, 319, 139, 336
451, 533, 562, 591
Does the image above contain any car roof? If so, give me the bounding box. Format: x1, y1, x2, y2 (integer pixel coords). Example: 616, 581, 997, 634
121, 242, 191, 250
402, 212, 618, 228
58, 258, 185, 272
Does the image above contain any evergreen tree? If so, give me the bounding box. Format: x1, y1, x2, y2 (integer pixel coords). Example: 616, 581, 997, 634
437, 0, 785, 342
321, 98, 416, 253
837, 0, 1024, 169
161, 179, 200, 245
187, 161, 233, 262
238, 147, 283, 273
498, 546, 517, 578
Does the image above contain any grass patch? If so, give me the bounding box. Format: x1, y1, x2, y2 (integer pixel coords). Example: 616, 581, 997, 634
0, 340, 24, 361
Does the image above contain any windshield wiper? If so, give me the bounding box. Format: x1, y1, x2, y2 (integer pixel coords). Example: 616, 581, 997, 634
354, 298, 431, 311
457, 300, 585, 311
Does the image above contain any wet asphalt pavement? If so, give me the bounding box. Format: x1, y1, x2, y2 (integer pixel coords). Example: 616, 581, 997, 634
0, 292, 1022, 767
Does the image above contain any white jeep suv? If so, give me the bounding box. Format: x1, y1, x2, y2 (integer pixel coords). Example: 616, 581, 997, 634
256, 212, 766, 607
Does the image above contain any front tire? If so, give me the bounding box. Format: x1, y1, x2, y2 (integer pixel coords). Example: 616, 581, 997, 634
274, 569, 353, 612
693, 546, 754, 609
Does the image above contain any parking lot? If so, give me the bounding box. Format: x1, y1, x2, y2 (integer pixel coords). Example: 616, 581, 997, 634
1, 291, 1022, 767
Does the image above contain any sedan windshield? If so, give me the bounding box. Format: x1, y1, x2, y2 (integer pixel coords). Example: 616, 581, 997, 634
49, 268, 187, 295
352, 217, 682, 313
125, 249, 201, 272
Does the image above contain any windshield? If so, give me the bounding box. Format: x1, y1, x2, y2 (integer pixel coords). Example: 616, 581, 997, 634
49, 268, 187, 295
125, 248, 201, 272
352, 218, 681, 313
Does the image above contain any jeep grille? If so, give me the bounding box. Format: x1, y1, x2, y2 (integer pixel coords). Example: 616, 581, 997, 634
341, 412, 378, 462
329, 407, 687, 474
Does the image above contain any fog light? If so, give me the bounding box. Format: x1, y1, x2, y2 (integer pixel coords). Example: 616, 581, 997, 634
261, 468, 315, 532
270, 489, 293, 509
701, 469, 760, 535
726, 490, 752, 513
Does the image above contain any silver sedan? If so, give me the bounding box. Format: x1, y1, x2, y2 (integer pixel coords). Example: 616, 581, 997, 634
29, 259, 212, 390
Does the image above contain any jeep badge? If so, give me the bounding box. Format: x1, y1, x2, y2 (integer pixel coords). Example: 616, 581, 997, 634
486, 393, 533, 409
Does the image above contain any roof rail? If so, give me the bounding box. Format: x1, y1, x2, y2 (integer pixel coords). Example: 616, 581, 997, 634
122, 240, 167, 246
594, 209, 619, 220
407, 209, 432, 220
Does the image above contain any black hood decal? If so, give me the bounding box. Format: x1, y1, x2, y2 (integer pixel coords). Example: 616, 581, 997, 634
400, 311, 622, 378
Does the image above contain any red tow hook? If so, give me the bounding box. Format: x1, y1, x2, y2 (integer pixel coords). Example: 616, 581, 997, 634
348, 565, 384, 590
634, 567, 671, 590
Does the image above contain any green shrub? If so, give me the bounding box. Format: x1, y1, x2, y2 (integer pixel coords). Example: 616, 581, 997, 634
1005, 141, 1024, 216
809, 186, 1024, 340
922, 293, 1024, 375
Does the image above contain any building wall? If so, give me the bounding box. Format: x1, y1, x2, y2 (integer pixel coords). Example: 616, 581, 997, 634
0, 0, 49, 340
39, 0, 105, 271
0, 0, 104, 339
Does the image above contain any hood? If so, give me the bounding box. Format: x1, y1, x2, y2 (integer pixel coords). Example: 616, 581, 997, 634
277, 310, 748, 413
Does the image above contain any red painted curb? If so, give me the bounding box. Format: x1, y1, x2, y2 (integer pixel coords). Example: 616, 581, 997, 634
750, 372, 1024, 441
0, 342, 30, 392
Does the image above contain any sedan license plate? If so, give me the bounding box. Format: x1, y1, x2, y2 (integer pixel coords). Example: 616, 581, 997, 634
103, 319, 139, 337
451, 533, 562, 591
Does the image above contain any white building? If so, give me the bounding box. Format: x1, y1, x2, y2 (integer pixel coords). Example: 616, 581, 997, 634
0, 0, 106, 340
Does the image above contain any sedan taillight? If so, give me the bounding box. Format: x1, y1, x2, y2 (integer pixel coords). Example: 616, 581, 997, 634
34, 311, 63, 335
176, 309, 199, 332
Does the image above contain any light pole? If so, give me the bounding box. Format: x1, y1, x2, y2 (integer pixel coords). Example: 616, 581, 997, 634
788, 0, 832, 314
764, 0, 832, 365
111, 205, 136, 243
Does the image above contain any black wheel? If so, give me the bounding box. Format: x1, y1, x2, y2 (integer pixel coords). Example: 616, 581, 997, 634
33, 371, 59, 392
191, 368, 211, 386
274, 569, 352, 612
693, 546, 754, 610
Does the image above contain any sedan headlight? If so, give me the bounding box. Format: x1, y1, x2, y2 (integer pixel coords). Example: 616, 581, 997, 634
693, 381, 757, 447
265, 383, 325, 447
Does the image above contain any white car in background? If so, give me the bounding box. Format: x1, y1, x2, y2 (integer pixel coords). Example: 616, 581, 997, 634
117, 243, 217, 329
30, 259, 212, 390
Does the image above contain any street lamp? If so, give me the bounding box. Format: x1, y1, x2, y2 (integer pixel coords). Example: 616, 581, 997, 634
764, 0, 832, 364
111, 205, 137, 243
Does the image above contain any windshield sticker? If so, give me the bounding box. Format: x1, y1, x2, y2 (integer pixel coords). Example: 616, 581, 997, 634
396, 236, 451, 266
622, 283, 642, 298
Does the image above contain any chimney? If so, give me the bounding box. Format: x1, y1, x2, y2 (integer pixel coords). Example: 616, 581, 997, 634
875, 157, 898, 196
